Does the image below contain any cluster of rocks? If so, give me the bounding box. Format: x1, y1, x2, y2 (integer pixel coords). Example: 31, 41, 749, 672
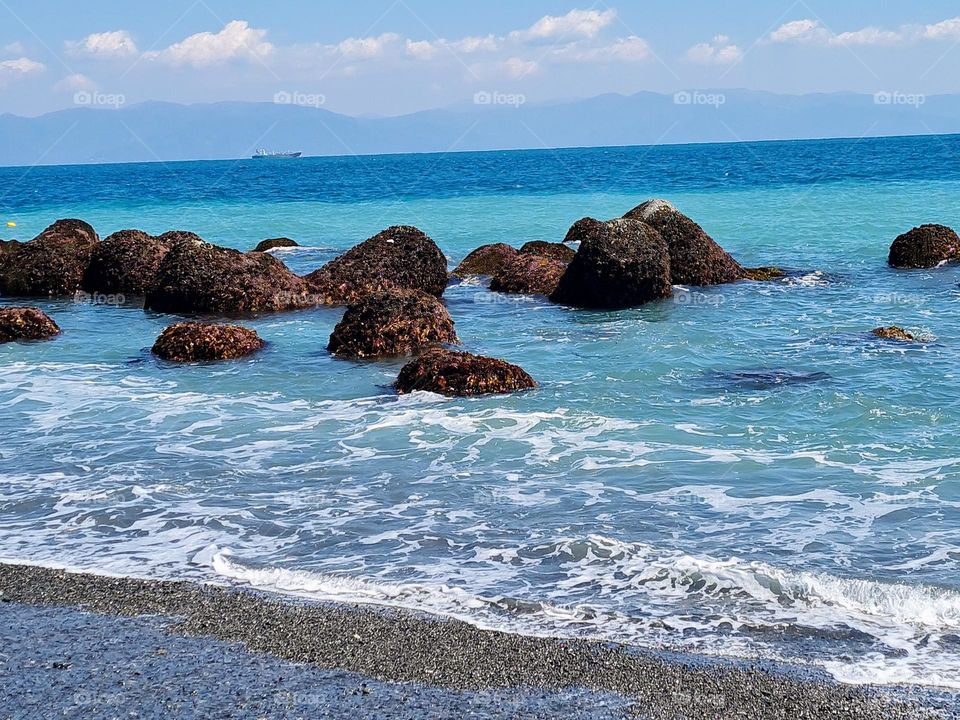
2, 204, 952, 391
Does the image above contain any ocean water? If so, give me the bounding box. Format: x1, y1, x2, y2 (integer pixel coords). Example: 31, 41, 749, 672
1, 135, 959, 689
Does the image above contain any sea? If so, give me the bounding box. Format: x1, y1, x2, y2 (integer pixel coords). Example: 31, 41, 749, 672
1, 134, 959, 689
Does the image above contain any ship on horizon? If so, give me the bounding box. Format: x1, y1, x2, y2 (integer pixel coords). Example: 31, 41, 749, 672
251, 149, 303, 159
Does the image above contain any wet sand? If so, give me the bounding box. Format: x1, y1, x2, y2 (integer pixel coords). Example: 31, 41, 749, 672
0, 562, 955, 719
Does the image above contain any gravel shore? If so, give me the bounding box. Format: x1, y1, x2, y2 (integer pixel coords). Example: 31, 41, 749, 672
0, 562, 955, 719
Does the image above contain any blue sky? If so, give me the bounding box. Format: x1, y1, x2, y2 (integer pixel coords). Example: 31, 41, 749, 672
1, 1, 959, 116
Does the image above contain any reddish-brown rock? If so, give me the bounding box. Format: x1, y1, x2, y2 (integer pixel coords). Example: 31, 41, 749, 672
452, 243, 518, 277
152, 322, 265, 361
0, 219, 99, 296
0, 306, 60, 342
395, 348, 536, 396
888, 224, 959, 269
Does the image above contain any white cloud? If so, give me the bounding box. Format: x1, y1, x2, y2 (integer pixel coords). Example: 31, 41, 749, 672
768, 19, 832, 44
405, 34, 499, 61
833, 27, 902, 46
685, 35, 743, 64
566, 36, 651, 62
336, 33, 400, 60
405, 39, 439, 61
923, 17, 960, 40
452, 35, 498, 53
511, 8, 617, 43
54, 73, 97, 92
501, 57, 538, 79
0, 57, 44, 76
146, 20, 273, 67
67, 30, 138, 59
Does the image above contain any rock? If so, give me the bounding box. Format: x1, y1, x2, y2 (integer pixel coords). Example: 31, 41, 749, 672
743, 266, 786, 281
451, 243, 518, 277
82, 229, 172, 295
0, 306, 60, 343
305, 226, 448, 304
0, 219, 99, 296
519, 241, 576, 263
328, 289, 458, 359
623, 200, 743, 285
888, 224, 960, 268
550, 218, 672, 309
490, 254, 568, 296
144, 238, 317, 314
152, 322, 265, 361
254, 238, 299, 252
871, 326, 917, 342
395, 348, 536, 396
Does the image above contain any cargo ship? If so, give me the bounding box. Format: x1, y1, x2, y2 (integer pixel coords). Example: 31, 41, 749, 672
252, 149, 302, 159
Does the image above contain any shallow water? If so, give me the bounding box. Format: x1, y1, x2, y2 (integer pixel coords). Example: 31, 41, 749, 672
1, 135, 959, 688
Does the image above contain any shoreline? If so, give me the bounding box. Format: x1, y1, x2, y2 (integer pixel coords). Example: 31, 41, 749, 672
0, 562, 955, 719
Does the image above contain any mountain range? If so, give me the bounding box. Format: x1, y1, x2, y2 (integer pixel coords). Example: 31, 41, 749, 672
1, 89, 959, 166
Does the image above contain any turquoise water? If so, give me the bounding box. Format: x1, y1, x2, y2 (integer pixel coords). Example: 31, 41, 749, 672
1, 136, 959, 688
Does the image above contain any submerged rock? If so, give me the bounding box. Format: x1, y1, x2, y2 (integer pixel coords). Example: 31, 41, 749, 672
888, 224, 959, 269
395, 348, 536, 396
743, 266, 786, 281
490, 254, 568, 296
145, 238, 317, 314
871, 326, 917, 342
254, 238, 299, 252
0, 306, 60, 343
451, 243, 518, 277
0, 219, 99, 296
550, 218, 672, 309
152, 322, 265, 361
623, 200, 743, 285
305, 226, 448, 304
519, 241, 576, 263
82, 229, 172, 295
328, 289, 458, 359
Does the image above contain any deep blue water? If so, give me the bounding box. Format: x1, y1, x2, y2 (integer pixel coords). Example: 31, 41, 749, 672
1, 134, 959, 689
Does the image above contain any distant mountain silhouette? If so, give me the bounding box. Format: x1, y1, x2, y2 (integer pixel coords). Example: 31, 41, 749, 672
2, 90, 959, 166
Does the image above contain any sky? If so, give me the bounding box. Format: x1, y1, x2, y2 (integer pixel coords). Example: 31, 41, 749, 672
1, 1, 959, 117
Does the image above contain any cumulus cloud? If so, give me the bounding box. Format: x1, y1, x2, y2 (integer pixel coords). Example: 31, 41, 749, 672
685, 35, 743, 65
563, 36, 651, 62
501, 57, 539, 78
67, 30, 138, 59
406, 34, 498, 61
54, 73, 97, 92
336, 33, 400, 60
767, 16, 960, 46
510, 8, 617, 43
768, 19, 833, 44
146, 20, 273, 67
923, 17, 960, 40
0, 57, 44, 80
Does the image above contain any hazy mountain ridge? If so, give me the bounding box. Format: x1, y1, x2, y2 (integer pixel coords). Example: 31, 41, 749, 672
1, 89, 959, 166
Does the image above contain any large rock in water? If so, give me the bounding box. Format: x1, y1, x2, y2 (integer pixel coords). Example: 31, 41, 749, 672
82, 229, 172, 295
305, 226, 448, 304
490, 254, 568, 296
395, 348, 536, 396
451, 243, 518, 277
328, 289, 458, 359
622, 199, 743, 285
519, 241, 576, 263
144, 238, 317, 314
550, 218, 672, 309
888, 224, 959, 268
254, 238, 298, 252
0, 219, 99, 296
152, 322, 265, 361
0, 306, 60, 342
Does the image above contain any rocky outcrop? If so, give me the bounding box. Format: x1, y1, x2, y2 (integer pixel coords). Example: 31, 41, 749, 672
254, 238, 299, 252
519, 241, 576, 263
871, 326, 917, 342
888, 224, 959, 269
623, 199, 743, 285
0, 219, 99, 296
305, 226, 448, 304
550, 218, 672, 309
328, 289, 458, 359
490, 254, 568, 296
0, 306, 60, 342
156, 230, 204, 245
151, 322, 265, 361
451, 243, 518, 277
82, 229, 172, 295
395, 348, 536, 396
743, 266, 786, 281
144, 238, 317, 314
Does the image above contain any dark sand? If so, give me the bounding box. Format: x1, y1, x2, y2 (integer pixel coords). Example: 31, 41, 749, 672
0, 562, 956, 719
